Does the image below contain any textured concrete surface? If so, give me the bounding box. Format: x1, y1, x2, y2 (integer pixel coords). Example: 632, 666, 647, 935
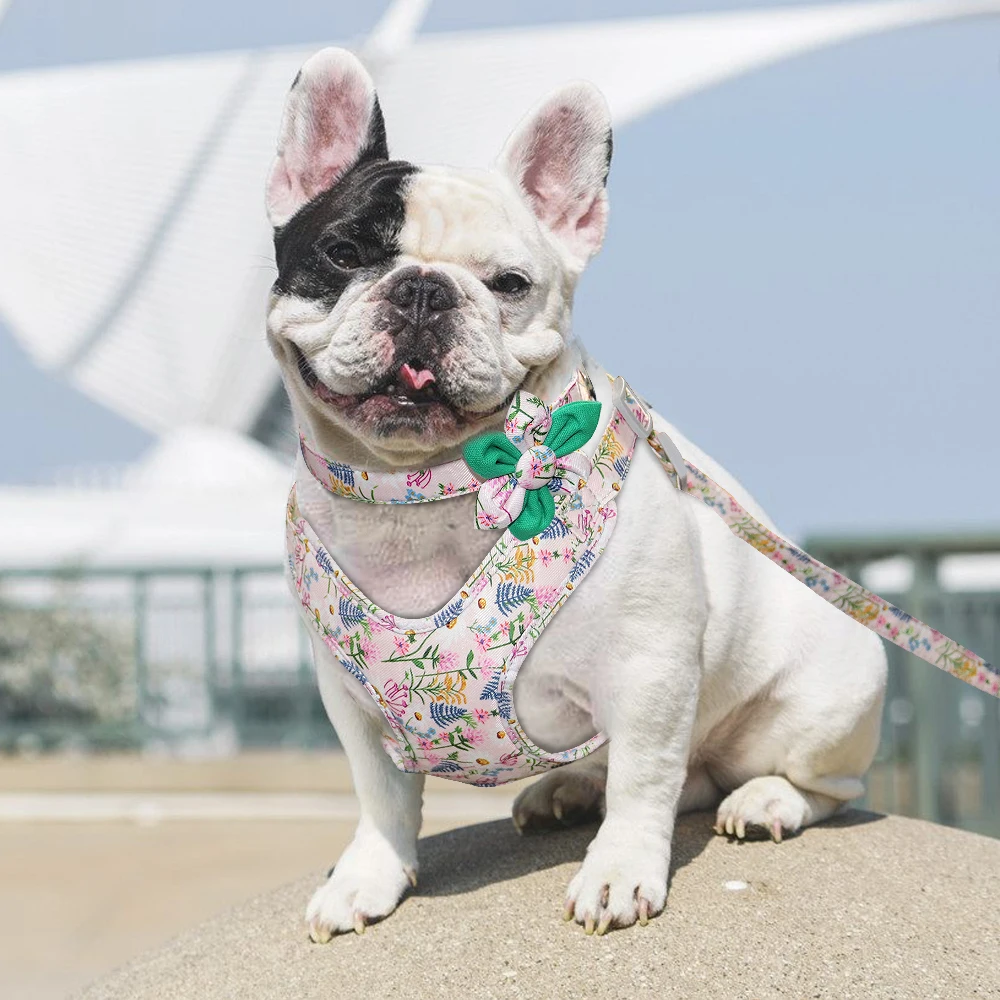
2, 817, 472, 1000
78, 809, 1000, 1000
0, 753, 526, 999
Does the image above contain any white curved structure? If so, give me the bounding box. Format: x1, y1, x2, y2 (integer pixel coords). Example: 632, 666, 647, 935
0, 428, 292, 568
0, 0, 997, 439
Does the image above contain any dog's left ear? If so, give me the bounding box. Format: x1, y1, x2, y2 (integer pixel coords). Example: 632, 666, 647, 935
266, 48, 388, 228
498, 82, 612, 271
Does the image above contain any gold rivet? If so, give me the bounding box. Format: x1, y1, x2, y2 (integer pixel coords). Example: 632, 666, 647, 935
532, 537, 540, 544
478, 597, 487, 609
446, 618, 458, 629
414, 712, 422, 721
460, 590, 469, 598
566, 583, 574, 590
497, 731, 506, 740
612, 482, 620, 491
361, 471, 369, 480
578, 478, 586, 489
329, 605, 336, 615
476, 758, 489, 766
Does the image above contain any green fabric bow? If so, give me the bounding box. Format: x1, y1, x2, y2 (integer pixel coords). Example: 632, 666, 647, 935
463, 400, 601, 540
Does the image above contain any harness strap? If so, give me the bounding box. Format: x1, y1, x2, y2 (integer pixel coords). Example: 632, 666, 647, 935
616, 379, 1000, 700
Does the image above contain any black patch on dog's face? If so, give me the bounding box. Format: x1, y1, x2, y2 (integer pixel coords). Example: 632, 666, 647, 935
272, 157, 418, 306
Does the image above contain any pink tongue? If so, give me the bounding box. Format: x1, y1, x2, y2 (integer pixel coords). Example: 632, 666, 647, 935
399, 364, 436, 391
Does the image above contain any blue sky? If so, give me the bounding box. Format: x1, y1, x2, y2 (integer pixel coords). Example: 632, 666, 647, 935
0, 1, 997, 540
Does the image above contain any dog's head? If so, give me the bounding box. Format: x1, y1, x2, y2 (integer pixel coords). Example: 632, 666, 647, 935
265, 48, 612, 465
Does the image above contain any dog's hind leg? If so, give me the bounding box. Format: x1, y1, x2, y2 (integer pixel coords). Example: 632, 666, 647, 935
305, 636, 424, 942
713, 774, 844, 843
511, 746, 608, 834
676, 764, 722, 814
710, 629, 886, 844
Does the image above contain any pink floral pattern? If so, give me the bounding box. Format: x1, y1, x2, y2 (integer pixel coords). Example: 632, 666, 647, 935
287, 383, 640, 785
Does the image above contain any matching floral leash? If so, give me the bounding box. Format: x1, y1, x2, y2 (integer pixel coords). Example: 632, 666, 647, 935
611, 377, 1000, 699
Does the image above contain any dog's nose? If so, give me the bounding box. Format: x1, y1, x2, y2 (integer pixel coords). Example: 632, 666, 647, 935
386, 270, 458, 329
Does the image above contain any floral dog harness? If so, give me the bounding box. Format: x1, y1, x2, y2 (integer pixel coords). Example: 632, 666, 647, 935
288, 373, 642, 785
287, 373, 999, 788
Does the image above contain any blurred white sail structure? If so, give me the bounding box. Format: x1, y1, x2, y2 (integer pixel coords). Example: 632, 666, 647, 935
0, 0, 998, 447
0, 428, 292, 569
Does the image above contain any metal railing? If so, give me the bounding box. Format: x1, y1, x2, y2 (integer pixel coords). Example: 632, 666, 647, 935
1, 534, 998, 836
805, 533, 1000, 837
0, 566, 335, 753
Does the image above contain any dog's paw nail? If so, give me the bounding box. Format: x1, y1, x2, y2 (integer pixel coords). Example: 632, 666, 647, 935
353, 913, 366, 935
309, 921, 332, 944
724, 815, 735, 836
584, 916, 596, 935
552, 800, 563, 821
405, 867, 418, 888
562, 901, 575, 922
596, 913, 612, 936
638, 897, 650, 926
771, 818, 783, 843
735, 818, 746, 840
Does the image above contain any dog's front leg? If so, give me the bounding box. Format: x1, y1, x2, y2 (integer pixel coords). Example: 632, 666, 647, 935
564, 629, 702, 935
306, 636, 424, 941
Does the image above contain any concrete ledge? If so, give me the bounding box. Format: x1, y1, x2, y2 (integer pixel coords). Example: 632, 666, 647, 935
79, 810, 1000, 1000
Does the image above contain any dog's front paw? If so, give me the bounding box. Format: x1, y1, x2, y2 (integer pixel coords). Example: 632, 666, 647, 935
306, 831, 417, 942
713, 775, 809, 843
563, 824, 669, 935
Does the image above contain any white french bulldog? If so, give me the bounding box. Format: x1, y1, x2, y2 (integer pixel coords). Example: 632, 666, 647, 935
264, 48, 887, 939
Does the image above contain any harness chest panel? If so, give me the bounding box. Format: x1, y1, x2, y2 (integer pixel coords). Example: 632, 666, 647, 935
286, 385, 640, 785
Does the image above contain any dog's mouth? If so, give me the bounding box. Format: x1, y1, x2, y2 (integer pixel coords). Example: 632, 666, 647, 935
292, 345, 517, 428
295, 345, 444, 408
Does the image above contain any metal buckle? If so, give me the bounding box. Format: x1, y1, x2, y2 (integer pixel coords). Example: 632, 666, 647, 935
575, 367, 597, 401
611, 375, 653, 438
611, 375, 687, 492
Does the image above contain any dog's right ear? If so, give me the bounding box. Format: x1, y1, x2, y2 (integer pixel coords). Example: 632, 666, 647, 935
265, 48, 388, 228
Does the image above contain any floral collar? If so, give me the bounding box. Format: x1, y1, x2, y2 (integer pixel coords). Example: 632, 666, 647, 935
298, 372, 599, 540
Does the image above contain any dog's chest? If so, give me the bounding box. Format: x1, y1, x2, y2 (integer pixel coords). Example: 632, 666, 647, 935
295, 478, 498, 618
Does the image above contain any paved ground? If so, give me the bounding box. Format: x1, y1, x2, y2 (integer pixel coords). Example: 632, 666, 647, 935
0, 753, 525, 1000
78, 809, 1000, 1000
5, 753, 998, 999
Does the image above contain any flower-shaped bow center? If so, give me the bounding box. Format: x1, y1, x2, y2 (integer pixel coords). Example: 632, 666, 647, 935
514, 444, 557, 490
463, 391, 602, 540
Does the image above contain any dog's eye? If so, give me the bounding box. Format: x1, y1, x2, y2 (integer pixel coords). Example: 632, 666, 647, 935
319, 240, 363, 270
488, 270, 532, 296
